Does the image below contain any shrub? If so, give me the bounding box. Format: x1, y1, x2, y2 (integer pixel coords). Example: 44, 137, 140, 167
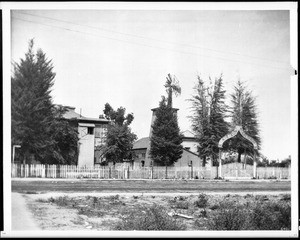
194, 193, 208, 208
281, 194, 291, 201
246, 201, 291, 230
50, 196, 70, 206
208, 199, 291, 230
174, 201, 189, 209
114, 204, 186, 230
207, 201, 247, 230
209, 204, 219, 211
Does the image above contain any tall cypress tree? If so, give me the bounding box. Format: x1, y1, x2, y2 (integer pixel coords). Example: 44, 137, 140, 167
189, 75, 229, 166
229, 80, 261, 162
11, 39, 79, 164
11, 39, 55, 164
150, 97, 183, 166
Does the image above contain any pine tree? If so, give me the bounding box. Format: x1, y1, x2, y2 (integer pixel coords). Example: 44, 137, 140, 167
189, 75, 229, 166
150, 97, 183, 166
229, 80, 261, 162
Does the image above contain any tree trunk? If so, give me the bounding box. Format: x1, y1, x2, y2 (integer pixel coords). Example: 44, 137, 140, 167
237, 148, 244, 163
202, 156, 206, 167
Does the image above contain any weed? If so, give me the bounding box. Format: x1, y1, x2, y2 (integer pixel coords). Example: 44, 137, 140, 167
209, 204, 219, 211
246, 201, 291, 230
174, 201, 189, 209
194, 193, 208, 208
178, 196, 187, 201
207, 201, 247, 230
114, 204, 186, 230
281, 194, 291, 201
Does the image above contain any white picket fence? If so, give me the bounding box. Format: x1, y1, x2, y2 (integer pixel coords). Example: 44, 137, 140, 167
11, 163, 290, 180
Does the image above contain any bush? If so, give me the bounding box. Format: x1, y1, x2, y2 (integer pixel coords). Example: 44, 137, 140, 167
207, 199, 291, 230
114, 204, 186, 230
208, 201, 247, 230
246, 201, 291, 230
174, 201, 189, 209
194, 193, 208, 208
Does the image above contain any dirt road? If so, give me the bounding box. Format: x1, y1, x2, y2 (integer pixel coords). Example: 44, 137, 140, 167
11, 192, 40, 230
11, 179, 291, 193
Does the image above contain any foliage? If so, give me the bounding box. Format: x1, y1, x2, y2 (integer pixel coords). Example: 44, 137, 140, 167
189, 75, 229, 166
44, 105, 79, 164
207, 199, 291, 230
208, 200, 247, 230
227, 80, 261, 162
114, 204, 186, 230
102, 103, 137, 164
11, 39, 78, 164
150, 97, 183, 166
194, 193, 208, 208
246, 201, 291, 230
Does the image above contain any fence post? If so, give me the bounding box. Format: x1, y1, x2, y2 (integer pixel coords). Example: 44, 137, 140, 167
109, 167, 111, 179
190, 162, 193, 179
127, 166, 130, 179
151, 165, 154, 179
165, 165, 167, 179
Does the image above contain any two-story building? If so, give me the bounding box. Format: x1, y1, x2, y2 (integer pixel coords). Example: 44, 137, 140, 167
62, 106, 109, 167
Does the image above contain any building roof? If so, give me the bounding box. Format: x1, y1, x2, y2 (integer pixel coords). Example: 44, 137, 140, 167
133, 137, 150, 150
61, 105, 110, 123
182, 130, 195, 138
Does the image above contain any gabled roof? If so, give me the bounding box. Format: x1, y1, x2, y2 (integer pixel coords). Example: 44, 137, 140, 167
133, 137, 150, 150
63, 108, 83, 119
182, 130, 195, 138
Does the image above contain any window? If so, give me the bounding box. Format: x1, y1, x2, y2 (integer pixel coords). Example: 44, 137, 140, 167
141, 160, 145, 167
141, 153, 146, 158
87, 127, 94, 135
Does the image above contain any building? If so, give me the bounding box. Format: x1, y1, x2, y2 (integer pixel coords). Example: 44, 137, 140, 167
132, 107, 203, 168
62, 106, 109, 167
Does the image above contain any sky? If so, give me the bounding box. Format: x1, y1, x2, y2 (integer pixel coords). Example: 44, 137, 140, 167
9, 5, 295, 161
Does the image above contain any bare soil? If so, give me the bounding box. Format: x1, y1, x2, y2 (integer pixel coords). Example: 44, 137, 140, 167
23, 192, 290, 231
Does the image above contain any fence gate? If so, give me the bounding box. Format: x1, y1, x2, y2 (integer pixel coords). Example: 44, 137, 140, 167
222, 162, 253, 179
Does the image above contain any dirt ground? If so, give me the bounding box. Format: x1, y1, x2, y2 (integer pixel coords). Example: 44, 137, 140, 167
22, 191, 290, 231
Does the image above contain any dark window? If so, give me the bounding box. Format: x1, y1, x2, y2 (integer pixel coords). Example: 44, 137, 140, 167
87, 127, 94, 135
141, 160, 145, 167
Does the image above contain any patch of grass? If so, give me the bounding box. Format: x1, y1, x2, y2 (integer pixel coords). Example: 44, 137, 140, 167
114, 204, 186, 230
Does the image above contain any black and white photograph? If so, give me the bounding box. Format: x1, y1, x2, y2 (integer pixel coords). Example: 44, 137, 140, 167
1, 1, 298, 238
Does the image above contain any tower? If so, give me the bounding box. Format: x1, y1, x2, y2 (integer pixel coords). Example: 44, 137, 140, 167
149, 107, 179, 138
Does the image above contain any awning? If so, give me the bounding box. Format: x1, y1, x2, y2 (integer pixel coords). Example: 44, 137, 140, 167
79, 123, 95, 127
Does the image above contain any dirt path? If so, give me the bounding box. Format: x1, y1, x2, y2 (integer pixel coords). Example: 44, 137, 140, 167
11, 179, 291, 194
11, 193, 41, 231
